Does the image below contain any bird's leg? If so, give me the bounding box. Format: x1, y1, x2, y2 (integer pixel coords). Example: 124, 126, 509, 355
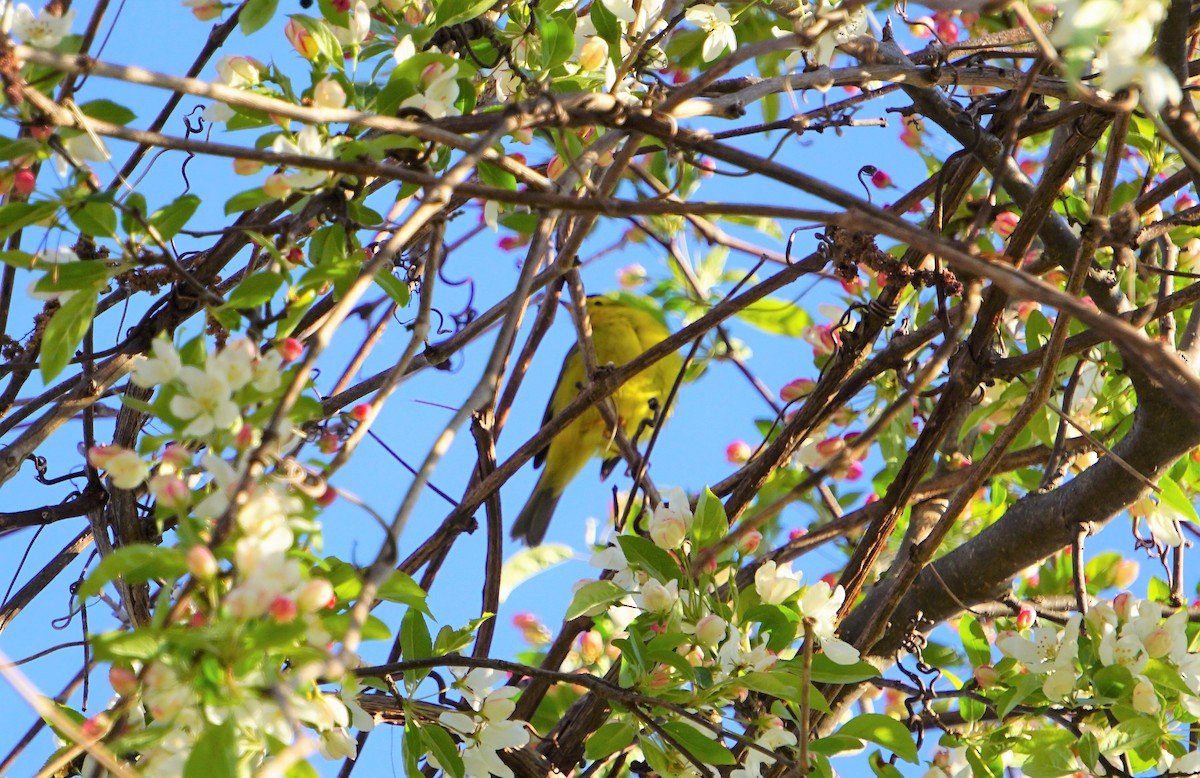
630, 397, 662, 447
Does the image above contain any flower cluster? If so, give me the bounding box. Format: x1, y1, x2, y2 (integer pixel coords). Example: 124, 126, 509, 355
985, 595, 1200, 773
430, 668, 532, 778
567, 487, 862, 777
1050, 0, 1182, 110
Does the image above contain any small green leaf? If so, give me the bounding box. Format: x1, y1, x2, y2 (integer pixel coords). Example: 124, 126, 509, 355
374, 270, 411, 307
565, 579, 626, 620
149, 194, 201, 241
1159, 476, 1199, 523
809, 735, 865, 756
958, 613, 991, 668
537, 10, 574, 70
377, 570, 432, 615
69, 198, 117, 238
737, 297, 811, 336
659, 721, 735, 765
835, 714, 918, 763
400, 608, 432, 690
420, 725, 464, 778
806, 654, 878, 684
90, 629, 165, 661
79, 99, 136, 126
78, 545, 188, 599
692, 487, 726, 549
240, 0, 279, 34
184, 720, 238, 778
585, 721, 638, 760
0, 201, 58, 242
225, 187, 273, 215
40, 288, 98, 382
223, 271, 284, 309
617, 535, 681, 583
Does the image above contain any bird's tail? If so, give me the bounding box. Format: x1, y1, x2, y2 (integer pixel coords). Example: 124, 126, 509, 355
511, 481, 563, 546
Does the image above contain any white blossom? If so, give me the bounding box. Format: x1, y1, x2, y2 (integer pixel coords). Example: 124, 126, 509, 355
11, 4, 75, 47
754, 560, 801, 605
168, 365, 240, 438
272, 125, 337, 190
684, 4, 736, 62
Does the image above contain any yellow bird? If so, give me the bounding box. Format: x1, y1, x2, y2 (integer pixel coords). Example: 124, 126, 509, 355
511, 295, 683, 546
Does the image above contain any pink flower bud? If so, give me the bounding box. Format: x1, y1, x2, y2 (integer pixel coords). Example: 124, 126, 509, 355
993, 211, 1020, 238
1114, 592, 1135, 620
186, 0, 223, 21
298, 578, 335, 612
233, 158, 263, 176
780, 378, 815, 402
820, 572, 838, 588
12, 169, 34, 196
870, 169, 893, 189
313, 77, 348, 110
788, 528, 807, 542
546, 154, 567, 180
578, 37, 609, 71
726, 440, 752, 464
285, 19, 321, 60
1111, 559, 1139, 589
737, 530, 762, 555
278, 337, 304, 362
315, 486, 337, 507
649, 511, 688, 549
1132, 680, 1160, 714
150, 475, 190, 512
161, 443, 192, 470
187, 545, 219, 580
815, 437, 845, 459
109, 665, 138, 696
1015, 605, 1036, 630
694, 614, 726, 645
1144, 627, 1173, 659
350, 404, 371, 422
269, 595, 298, 622
318, 434, 339, 454
973, 664, 998, 687
264, 172, 292, 200
617, 263, 647, 289
578, 630, 604, 663
513, 612, 538, 629
234, 424, 257, 451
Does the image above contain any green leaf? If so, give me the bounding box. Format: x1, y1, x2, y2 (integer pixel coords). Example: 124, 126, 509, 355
223, 271, 284, 309
90, 629, 164, 660
585, 721, 638, 760
420, 725, 464, 778
0, 201, 58, 242
744, 604, 799, 651
377, 570, 432, 615
617, 535, 681, 583
835, 714, 918, 764
184, 720, 238, 778
241, 0, 279, 34
32, 259, 109, 292
150, 194, 201, 241
1159, 475, 1199, 523
659, 721, 735, 765
433, 0, 495, 31
69, 198, 117, 238
809, 735, 864, 756
78, 545, 188, 599
565, 579, 626, 620
499, 543, 573, 602
737, 297, 811, 336
403, 721, 423, 778
589, 0, 621, 49
537, 10, 575, 70
476, 160, 517, 191
958, 613, 991, 668
40, 288, 98, 382
79, 99, 136, 125
1024, 309, 1051, 350
806, 654, 878, 684
400, 608, 432, 659
225, 187, 273, 215
691, 487, 726, 549
374, 270, 411, 307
